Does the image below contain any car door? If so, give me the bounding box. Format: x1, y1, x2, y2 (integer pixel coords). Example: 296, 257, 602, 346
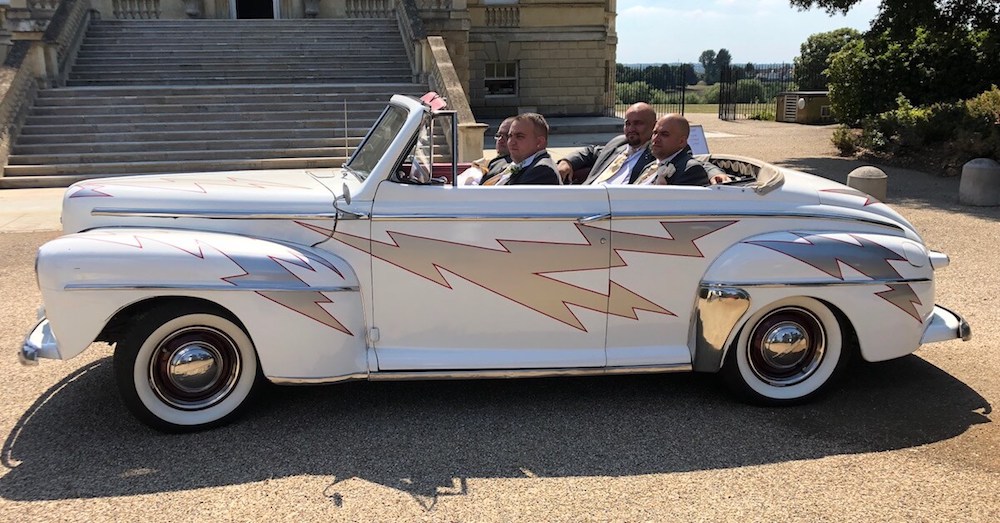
605, 185, 740, 367
366, 182, 611, 370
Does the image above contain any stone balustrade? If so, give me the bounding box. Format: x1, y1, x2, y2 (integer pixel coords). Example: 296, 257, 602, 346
485, 5, 517, 27
425, 35, 485, 162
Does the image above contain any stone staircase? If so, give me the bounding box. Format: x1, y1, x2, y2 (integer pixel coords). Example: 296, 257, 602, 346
1, 19, 427, 188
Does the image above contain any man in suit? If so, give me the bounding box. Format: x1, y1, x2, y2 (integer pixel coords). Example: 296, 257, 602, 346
482, 113, 561, 185
484, 116, 514, 181
633, 113, 710, 186
556, 102, 657, 185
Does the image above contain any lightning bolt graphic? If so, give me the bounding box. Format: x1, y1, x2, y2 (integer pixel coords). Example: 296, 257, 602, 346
69, 176, 313, 197
304, 220, 734, 330
749, 233, 922, 321
81, 233, 352, 334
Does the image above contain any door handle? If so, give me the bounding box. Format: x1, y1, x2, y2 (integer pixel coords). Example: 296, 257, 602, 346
577, 213, 611, 223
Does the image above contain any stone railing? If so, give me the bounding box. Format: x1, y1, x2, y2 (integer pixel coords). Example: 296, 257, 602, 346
0, 0, 94, 178
485, 5, 518, 27
414, 0, 451, 10
45, 0, 95, 85
0, 42, 45, 173
112, 0, 161, 19
394, 0, 425, 82
425, 35, 485, 162
345, 0, 392, 17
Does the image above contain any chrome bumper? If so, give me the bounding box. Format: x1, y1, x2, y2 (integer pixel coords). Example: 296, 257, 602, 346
20, 318, 60, 366
920, 305, 972, 344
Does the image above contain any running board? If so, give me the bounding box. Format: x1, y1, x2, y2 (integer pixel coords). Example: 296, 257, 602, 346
268, 363, 693, 385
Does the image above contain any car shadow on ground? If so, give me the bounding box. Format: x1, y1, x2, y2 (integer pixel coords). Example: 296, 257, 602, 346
0, 353, 990, 507
777, 156, 1000, 222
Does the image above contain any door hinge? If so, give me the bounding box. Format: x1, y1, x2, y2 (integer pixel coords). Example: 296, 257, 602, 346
367, 327, 380, 343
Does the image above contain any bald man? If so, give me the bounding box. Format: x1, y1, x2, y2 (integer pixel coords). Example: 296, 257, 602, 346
633, 113, 711, 186
557, 102, 657, 185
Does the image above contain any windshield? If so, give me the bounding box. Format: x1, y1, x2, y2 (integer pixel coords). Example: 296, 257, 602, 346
345, 105, 409, 180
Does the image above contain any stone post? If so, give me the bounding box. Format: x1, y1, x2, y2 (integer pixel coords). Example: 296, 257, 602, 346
847, 166, 888, 201
959, 158, 1000, 206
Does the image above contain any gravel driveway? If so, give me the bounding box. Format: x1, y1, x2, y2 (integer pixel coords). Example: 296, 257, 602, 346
1, 118, 997, 522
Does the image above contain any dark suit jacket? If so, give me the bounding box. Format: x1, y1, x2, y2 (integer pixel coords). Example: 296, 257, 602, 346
485, 154, 510, 181
663, 145, 710, 186
506, 151, 561, 185
562, 135, 657, 185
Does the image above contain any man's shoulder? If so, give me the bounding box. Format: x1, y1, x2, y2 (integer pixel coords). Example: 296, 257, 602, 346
604, 135, 629, 149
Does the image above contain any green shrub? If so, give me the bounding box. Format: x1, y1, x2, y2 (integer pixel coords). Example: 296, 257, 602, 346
831, 125, 858, 155
747, 108, 775, 121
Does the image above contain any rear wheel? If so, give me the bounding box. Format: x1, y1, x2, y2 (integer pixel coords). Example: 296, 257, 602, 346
113, 305, 260, 432
723, 297, 850, 405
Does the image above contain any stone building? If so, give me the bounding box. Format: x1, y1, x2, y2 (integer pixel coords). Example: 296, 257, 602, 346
3, 0, 617, 117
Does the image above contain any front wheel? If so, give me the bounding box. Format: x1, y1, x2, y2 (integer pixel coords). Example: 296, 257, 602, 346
722, 297, 851, 405
113, 305, 260, 432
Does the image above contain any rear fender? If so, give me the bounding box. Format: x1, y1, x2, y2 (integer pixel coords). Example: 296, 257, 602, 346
695, 231, 936, 370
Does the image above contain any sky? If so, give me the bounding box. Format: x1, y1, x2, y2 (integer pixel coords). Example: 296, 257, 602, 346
616, 0, 881, 64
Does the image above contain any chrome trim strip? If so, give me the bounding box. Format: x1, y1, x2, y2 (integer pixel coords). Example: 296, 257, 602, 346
367, 364, 691, 381
268, 373, 368, 385
701, 278, 931, 288
693, 286, 751, 372
64, 283, 360, 292
366, 211, 905, 230
92, 208, 339, 220
268, 365, 693, 384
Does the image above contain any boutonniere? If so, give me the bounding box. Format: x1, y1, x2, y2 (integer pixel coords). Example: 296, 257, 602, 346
509, 164, 522, 175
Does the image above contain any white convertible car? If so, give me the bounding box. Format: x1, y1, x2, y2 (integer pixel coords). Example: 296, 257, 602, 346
20, 93, 971, 431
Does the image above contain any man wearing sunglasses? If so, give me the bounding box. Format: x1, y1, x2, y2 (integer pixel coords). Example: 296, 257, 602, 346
484, 116, 515, 181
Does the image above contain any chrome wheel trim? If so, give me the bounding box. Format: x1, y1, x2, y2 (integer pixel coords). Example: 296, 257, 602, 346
148, 326, 242, 411
746, 307, 826, 387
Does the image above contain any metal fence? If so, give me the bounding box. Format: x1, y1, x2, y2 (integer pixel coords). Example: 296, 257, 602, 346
718, 63, 797, 121
608, 62, 822, 121
608, 63, 695, 117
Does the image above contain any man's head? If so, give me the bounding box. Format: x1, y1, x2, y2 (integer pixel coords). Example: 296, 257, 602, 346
649, 114, 691, 160
507, 113, 549, 163
623, 102, 657, 148
494, 117, 515, 157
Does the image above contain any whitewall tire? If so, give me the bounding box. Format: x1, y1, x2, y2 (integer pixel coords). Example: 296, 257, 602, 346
114, 306, 260, 432
723, 297, 850, 405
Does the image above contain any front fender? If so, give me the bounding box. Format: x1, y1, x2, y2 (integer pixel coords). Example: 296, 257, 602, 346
695, 231, 936, 369
37, 228, 368, 380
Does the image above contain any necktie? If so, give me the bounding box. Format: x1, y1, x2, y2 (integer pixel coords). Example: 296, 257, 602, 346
483, 163, 516, 185
634, 162, 669, 185
592, 149, 630, 184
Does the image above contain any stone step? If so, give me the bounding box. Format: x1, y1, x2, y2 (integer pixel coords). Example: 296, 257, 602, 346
65, 76, 414, 86
3, 156, 347, 178
25, 106, 381, 126
7, 146, 350, 165
74, 50, 402, 62
32, 92, 404, 107
87, 19, 395, 28
20, 114, 374, 131
30, 101, 386, 116
35, 83, 424, 98
70, 64, 410, 75
12, 136, 364, 155
81, 34, 403, 42
14, 127, 369, 145
18, 119, 375, 138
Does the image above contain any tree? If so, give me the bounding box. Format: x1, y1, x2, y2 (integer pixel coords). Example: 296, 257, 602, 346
793, 28, 861, 90
699, 49, 718, 84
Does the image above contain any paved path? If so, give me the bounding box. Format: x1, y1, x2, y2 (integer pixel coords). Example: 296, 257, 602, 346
2, 118, 998, 522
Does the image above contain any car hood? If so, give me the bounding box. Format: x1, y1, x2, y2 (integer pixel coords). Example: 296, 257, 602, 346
60, 169, 352, 234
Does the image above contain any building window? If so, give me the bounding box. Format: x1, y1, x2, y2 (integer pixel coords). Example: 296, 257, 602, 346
485, 61, 518, 97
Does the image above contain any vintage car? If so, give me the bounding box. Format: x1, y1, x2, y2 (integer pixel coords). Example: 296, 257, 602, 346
20, 93, 971, 431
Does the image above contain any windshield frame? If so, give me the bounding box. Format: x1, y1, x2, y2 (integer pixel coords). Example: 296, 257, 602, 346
345, 104, 411, 181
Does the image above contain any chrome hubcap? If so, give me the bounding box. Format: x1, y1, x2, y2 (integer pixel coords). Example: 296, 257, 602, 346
149, 326, 241, 410
167, 344, 222, 394
748, 307, 825, 386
